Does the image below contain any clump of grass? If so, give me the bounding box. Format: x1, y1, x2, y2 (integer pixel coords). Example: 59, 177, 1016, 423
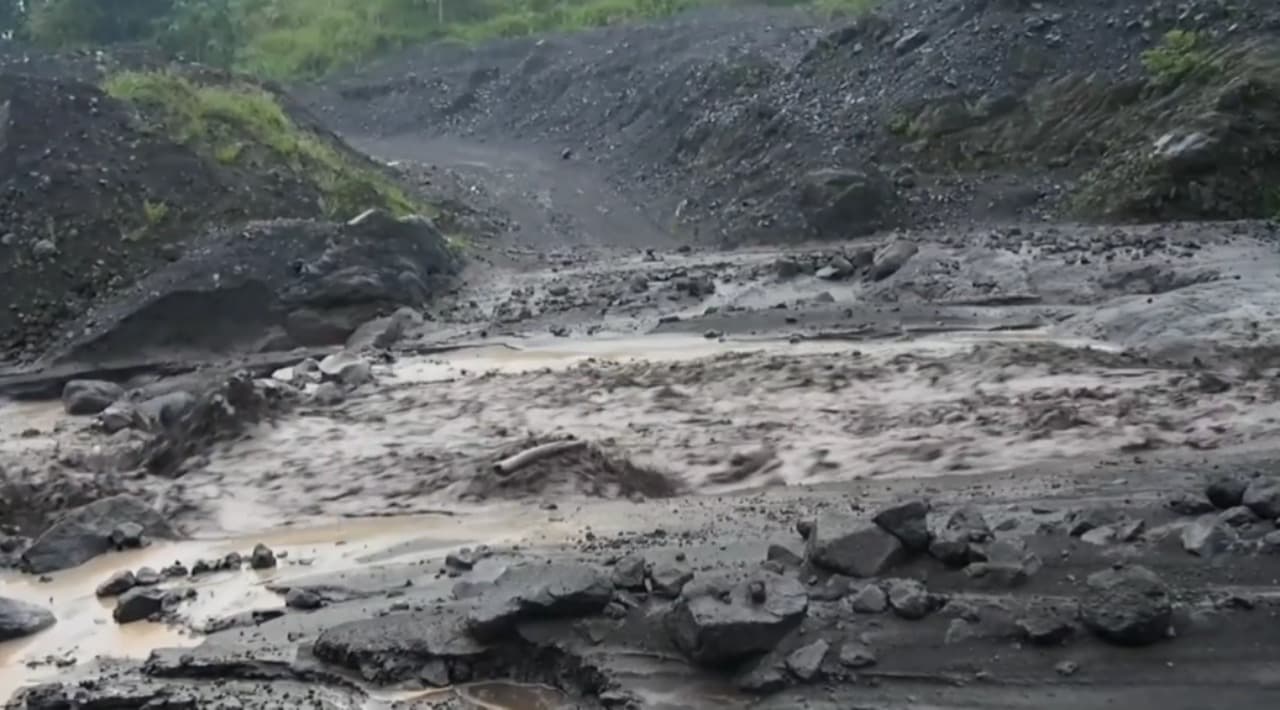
142, 199, 170, 226
1142, 29, 1217, 87
104, 71, 418, 219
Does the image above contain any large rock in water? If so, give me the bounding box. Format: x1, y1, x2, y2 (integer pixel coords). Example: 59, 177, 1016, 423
0, 596, 56, 641
466, 562, 613, 640
22, 495, 177, 574
806, 513, 907, 577
1242, 479, 1280, 520
49, 213, 462, 366
1081, 566, 1173, 646
669, 571, 808, 666
61, 379, 124, 415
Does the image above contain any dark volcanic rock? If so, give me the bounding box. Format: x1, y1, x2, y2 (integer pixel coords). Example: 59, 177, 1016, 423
1207, 476, 1249, 509
928, 506, 992, 567
873, 499, 932, 552
886, 579, 940, 620
22, 495, 176, 574
1081, 566, 1173, 646
285, 588, 325, 611
1242, 479, 1280, 520
848, 584, 888, 614
1181, 516, 1237, 557
0, 596, 56, 641
95, 570, 137, 598
785, 638, 829, 681
61, 379, 124, 415
649, 560, 694, 598
250, 543, 277, 570
113, 587, 169, 624
467, 562, 612, 641
314, 607, 487, 683
611, 555, 647, 590
806, 513, 907, 577
670, 571, 808, 666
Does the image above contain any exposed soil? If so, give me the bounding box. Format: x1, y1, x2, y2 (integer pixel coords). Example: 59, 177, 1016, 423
5, 1, 1280, 708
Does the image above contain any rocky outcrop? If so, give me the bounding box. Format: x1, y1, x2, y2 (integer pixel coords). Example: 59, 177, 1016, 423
21, 494, 176, 574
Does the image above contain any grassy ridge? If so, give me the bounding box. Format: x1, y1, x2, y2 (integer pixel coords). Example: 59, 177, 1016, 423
104, 71, 418, 219
235, 0, 877, 80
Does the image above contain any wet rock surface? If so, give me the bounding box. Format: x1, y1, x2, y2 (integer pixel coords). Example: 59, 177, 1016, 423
20, 495, 175, 574
670, 571, 808, 666
0, 597, 55, 641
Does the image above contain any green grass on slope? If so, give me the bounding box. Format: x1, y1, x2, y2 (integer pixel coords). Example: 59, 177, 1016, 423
235, 0, 879, 80
104, 71, 419, 220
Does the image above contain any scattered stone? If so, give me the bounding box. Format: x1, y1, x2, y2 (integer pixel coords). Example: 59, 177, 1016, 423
22, 495, 176, 574
893, 29, 930, 55
886, 579, 938, 620
0, 597, 56, 641
735, 657, 790, 693
419, 659, 451, 688
318, 352, 374, 387
110, 522, 145, 549
611, 555, 647, 590
285, 588, 325, 611
1258, 531, 1280, 554
1081, 566, 1173, 646
312, 382, 345, 405
765, 544, 804, 568
1181, 516, 1237, 557
848, 584, 888, 614
95, 571, 137, 598
1242, 479, 1280, 520
162, 562, 188, 578
786, 639, 829, 681
965, 539, 1042, 588
62, 380, 124, 416
133, 567, 161, 586
1055, 660, 1080, 677
873, 499, 932, 552
928, 506, 991, 567
649, 560, 694, 598
870, 240, 918, 280
1068, 507, 1125, 537
670, 571, 808, 666
838, 640, 877, 668
1167, 492, 1216, 516
467, 563, 613, 640
1207, 476, 1249, 509
113, 588, 169, 624
1080, 519, 1145, 546
1218, 506, 1257, 527
806, 514, 907, 577
1017, 612, 1075, 646
135, 391, 197, 429
250, 543, 277, 570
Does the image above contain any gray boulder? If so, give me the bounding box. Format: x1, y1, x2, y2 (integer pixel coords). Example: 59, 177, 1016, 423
1181, 516, 1237, 557
886, 579, 939, 620
611, 555, 647, 590
1242, 479, 1280, 520
95, 570, 137, 598
62, 379, 124, 415
1206, 476, 1249, 509
848, 584, 888, 614
873, 499, 932, 552
22, 495, 177, 574
870, 241, 919, 281
113, 587, 183, 624
669, 571, 808, 666
786, 639, 829, 681
467, 563, 613, 641
806, 514, 907, 577
649, 560, 694, 598
0, 597, 56, 641
1081, 566, 1172, 646
928, 506, 992, 567
798, 168, 895, 238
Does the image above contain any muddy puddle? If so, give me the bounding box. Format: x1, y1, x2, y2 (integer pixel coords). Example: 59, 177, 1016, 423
0, 503, 613, 704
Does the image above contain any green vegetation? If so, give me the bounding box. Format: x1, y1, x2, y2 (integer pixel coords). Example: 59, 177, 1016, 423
142, 199, 171, 226
5, 1, 878, 81
1142, 29, 1217, 87
104, 71, 418, 219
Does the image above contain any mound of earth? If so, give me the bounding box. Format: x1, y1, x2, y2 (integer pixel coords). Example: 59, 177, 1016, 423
304, 0, 1280, 245
0, 65, 475, 366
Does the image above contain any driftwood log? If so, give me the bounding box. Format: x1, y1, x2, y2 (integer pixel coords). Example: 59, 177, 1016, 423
493, 439, 587, 476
